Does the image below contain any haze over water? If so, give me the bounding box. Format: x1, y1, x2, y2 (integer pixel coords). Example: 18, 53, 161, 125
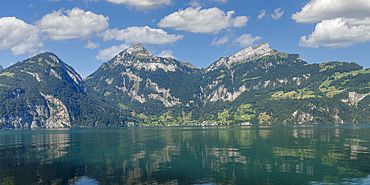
1, 125, 370, 184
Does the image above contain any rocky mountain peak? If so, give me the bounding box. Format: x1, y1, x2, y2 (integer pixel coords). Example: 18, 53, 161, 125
108, 43, 182, 72
124, 43, 152, 57
228, 42, 272, 64
206, 42, 273, 71
47, 53, 84, 86
25, 52, 84, 86
0, 65, 3, 70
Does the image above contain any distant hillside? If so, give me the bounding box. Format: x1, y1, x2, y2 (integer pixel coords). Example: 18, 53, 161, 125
2, 43, 370, 129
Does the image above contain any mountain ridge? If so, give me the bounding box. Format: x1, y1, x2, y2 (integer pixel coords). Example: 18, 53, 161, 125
2, 43, 370, 128
207, 42, 274, 72
85, 43, 370, 126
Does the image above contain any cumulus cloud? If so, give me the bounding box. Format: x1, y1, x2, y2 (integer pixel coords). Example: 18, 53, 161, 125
102, 26, 184, 45
95, 43, 130, 61
292, 0, 370, 23
189, 0, 226, 7
0, 8, 110, 55
38, 8, 109, 40
157, 50, 175, 58
188, 1, 201, 7
294, 0, 370, 48
210, 35, 229, 46
299, 18, 370, 48
271, 8, 284, 20
232, 34, 262, 47
257, 9, 266, 19
84, 40, 100, 49
0, 17, 43, 55
106, 0, 172, 9
0, 7, 183, 56
158, 7, 249, 34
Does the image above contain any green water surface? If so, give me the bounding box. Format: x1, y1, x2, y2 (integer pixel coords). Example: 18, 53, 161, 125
1, 125, 370, 184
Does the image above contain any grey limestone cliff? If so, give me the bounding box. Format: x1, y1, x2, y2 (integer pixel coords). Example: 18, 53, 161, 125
207, 43, 273, 72
0, 93, 72, 129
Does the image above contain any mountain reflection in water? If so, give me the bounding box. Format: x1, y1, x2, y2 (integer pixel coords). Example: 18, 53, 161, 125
0, 125, 370, 184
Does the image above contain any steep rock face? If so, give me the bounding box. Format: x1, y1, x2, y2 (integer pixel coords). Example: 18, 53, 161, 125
0, 114, 37, 129
0, 52, 128, 129
207, 43, 273, 72
0, 65, 3, 70
87, 43, 312, 118
47, 54, 84, 87
207, 85, 248, 102
347, 92, 370, 105
111, 43, 180, 72
85, 43, 203, 115
125, 43, 152, 56
87, 42, 333, 125
0, 54, 76, 128
96, 43, 281, 108
0, 93, 72, 129
228, 42, 272, 65
4, 42, 367, 127
40, 93, 71, 128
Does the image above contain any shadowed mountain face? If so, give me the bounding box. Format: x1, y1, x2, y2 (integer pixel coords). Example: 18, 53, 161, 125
2, 43, 370, 128
0, 52, 135, 129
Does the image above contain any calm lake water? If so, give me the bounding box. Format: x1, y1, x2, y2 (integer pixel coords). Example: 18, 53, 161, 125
1, 125, 370, 185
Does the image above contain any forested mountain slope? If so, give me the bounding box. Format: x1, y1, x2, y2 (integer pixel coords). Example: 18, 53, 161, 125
0, 53, 136, 128
1, 43, 370, 128
86, 43, 370, 125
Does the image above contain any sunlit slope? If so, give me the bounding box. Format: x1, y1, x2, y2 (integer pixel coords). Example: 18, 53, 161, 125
87, 43, 370, 125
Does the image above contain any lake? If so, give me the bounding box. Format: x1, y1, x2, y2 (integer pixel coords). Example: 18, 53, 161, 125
1, 125, 370, 184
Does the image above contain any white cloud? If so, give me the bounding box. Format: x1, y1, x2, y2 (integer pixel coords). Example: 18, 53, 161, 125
257, 9, 266, 19
292, 0, 370, 23
271, 8, 284, 20
188, 1, 201, 7
106, 0, 172, 9
232, 34, 262, 47
37, 8, 109, 40
157, 50, 175, 58
96, 43, 130, 61
294, 0, 370, 48
0, 8, 111, 55
212, 0, 227, 3
0, 7, 184, 56
84, 40, 100, 49
102, 26, 184, 45
188, 0, 226, 7
299, 18, 370, 48
158, 7, 249, 34
211, 35, 229, 46
0, 17, 43, 55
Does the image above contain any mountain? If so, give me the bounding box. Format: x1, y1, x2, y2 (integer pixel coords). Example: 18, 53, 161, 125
85, 43, 204, 122
0, 65, 3, 70
86, 43, 370, 125
2, 43, 370, 128
0, 52, 136, 129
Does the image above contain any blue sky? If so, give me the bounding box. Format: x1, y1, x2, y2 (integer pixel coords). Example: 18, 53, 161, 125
1, 0, 370, 78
